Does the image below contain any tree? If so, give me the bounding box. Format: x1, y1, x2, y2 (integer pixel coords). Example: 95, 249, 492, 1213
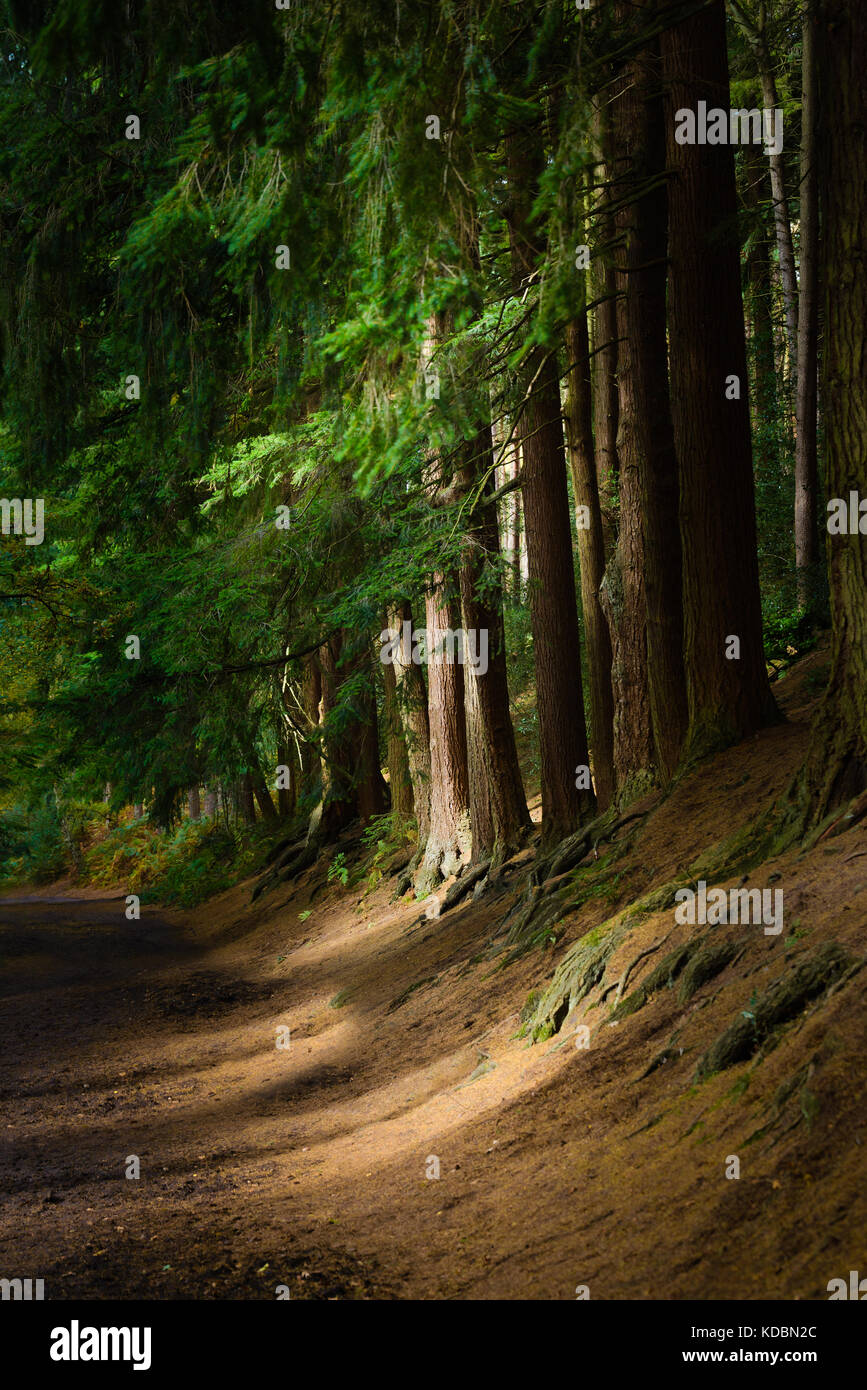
564, 313, 615, 810
608, 4, 686, 792
795, 0, 867, 816
795, 0, 820, 607
505, 123, 595, 843
416, 575, 472, 893
661, 0, 779, 757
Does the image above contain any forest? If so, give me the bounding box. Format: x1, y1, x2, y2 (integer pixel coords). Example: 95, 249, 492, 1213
0, 0, 866, 1319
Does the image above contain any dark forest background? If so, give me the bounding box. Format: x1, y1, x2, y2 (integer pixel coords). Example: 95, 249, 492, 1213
0, 0, 864, 907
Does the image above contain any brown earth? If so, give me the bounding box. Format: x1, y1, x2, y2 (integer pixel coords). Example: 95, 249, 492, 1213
1, 645, 866, 1300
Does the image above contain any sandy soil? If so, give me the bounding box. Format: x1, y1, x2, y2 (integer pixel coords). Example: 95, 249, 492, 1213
1, 647, 866, 1300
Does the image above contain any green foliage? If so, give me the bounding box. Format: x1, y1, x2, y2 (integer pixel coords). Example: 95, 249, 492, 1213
84, 817, 278, 906
0, 0, 829, 897
326, 851, 349, 888
0, 798, 65, 884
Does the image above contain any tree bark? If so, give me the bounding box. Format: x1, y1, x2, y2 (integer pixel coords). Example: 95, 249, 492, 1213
240, 773, 256, 825
299, 654, 322, 796
727, 1, 799, 374
381, 624, 415, 822
661, 0, 778, 756
354, 646, 388, 825
611, 5, 687, 787
590, 101, 619, 549
251, 766, 278, 821
505, 125, 595, 844
796, 0, 867, 816
457, 425, 530, 862
387, 599, 432, 850
743, 131, 779, 441
795, 0, 820, 608
564, 315, 615, 810
276, 742, 296, 818
415, 576, 472, 892
187, 786, 200, 821
317, 634, 358, 837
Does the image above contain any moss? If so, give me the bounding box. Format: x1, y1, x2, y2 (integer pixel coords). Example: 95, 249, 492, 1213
526, 912, 632, 1040
611, 942, 697, 1021
694, 942, 853, 1078
677, 941, 740, 1003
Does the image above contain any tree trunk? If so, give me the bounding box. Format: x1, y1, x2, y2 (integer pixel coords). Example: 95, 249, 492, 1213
299, 654, 322, 797
743, 131, 779, 443
276, 742, 296, 818
662, 0, 778, 756
203, 789, 216, 819
795, 0, 820, 608
133, 802, 143, 820
796, 0, 867, 816
240, 773, 256, 825
457, 425, 530, 862
591, 102, 619, 549
727, 2, 799, 374
187, 786, 200, 821
564, 315, 615, 810
387, 599, 432, 850
317, 634, 358, 837
415, 576, 472, 893
381, 637, 414, 821
251, 766, 278, 821
354, 646, 388, 825
612, 6, 687, 787
505, 126, 595, 844
510, 443, 522, 599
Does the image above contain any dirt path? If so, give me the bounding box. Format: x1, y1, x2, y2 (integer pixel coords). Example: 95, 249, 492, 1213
1, 670, 866, 1300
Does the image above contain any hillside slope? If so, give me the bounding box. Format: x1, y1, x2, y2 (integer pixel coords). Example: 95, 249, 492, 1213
1, 645, 865, 1299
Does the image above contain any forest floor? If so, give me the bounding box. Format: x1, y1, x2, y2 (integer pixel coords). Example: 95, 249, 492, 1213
1, 645, 866, 1300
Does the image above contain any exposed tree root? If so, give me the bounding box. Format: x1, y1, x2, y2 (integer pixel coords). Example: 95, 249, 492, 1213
694, 943, 857, 1079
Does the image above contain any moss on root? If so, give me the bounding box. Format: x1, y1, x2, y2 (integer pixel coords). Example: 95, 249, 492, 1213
694, 943, 855, 1079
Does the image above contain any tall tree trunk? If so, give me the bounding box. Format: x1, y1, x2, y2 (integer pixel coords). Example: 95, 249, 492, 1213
386, 599, 432, 851
276, 742, 296, 818
381, 625, 415, 822
354, 646, 388, 825
661, 0, 778, 756
251, 766, 278, 821
318, 634, 358, 837
415, 576, 472, 893
505, 126, 595, 844
795, 0, 820, 608
299, 654, 322, 797
240, 773, 256, 825
612, 5, 687, 787
796, 0, 867, 817
202, 789, 216, 819
187, 786, 200, 821
743, 132, 779, 444
564, 314, 615, 810
591, 102, 619, 548
727, 1, 799, 373
510, 443, 523, 599
457, 425, 530, 863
